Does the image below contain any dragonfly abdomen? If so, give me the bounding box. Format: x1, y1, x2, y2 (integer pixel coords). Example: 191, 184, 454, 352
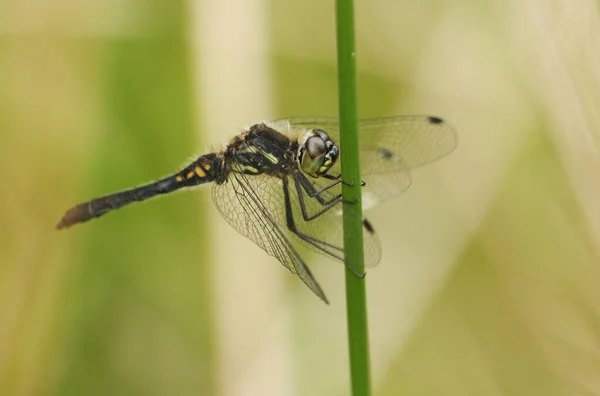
56, 153, 222, 229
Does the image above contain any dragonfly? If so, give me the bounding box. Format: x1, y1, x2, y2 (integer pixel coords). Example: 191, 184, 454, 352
57, 116, 457, 304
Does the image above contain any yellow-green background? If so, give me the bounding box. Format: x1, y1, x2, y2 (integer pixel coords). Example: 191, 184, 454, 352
2, 1, 600, 395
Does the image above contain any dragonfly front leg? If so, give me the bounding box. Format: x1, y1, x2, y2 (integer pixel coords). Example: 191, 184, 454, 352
294, 175, 342, 221
297, 173, 342, 202
297, 173, 366, 206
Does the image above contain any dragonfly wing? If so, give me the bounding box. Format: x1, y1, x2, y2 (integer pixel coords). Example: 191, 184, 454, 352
271, 115, 457, 206
214, 169, 381, 271
211, 170, 329, 304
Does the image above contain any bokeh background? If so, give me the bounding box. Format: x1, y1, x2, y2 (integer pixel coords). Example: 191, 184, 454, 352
2, 0, 600, 395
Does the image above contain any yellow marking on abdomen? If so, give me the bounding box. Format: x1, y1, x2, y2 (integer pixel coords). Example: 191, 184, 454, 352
176, 175, 183, 182
186, 171, 195, 179
195, 165, 206, 177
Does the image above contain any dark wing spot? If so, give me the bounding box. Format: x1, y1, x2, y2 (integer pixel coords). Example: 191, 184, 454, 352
427, 116, 444, 124
377, 148, 397, 160
362, 218, 375, 234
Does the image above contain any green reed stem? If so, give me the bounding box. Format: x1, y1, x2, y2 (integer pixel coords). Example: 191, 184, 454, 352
335, 1, 371, 395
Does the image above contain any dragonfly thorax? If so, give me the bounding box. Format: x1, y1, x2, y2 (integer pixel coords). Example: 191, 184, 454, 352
297, 129, 339, 178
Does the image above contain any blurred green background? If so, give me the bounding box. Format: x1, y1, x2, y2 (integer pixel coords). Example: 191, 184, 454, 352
2, 1, 600, 395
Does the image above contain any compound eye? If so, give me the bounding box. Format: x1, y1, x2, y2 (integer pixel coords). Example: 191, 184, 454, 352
301, 136, 327, 175
305, 136, 327, 159
314, 129, 330, 142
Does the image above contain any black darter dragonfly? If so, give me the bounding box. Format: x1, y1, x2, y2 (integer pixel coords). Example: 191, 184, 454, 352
57, 116, 457, 303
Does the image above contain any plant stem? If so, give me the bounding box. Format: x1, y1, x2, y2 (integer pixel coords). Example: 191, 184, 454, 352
335, 1, 371, 395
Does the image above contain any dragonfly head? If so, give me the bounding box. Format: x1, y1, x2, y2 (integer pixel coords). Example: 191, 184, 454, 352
297, 129, 339, 177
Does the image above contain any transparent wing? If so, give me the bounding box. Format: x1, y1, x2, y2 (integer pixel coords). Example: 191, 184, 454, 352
212, 169, 381, 276
211, 170, 329, 304
267, 115, 457, 206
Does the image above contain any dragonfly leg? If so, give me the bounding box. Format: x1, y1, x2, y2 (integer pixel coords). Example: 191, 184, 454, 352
322, 173, 366, 188
301, 173, 342, 199
346, 265, 366, 279
295, 173, 365, 209
294, 174, 364, 216
282, 178, 344, 259
283, 178, 370, 277
339, 178, 366, 187
318, 174, 366, 204
293, 176, 342, 221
